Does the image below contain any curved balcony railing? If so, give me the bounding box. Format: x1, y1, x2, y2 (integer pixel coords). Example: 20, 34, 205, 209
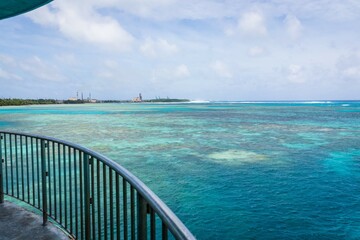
0, 131, 195, 240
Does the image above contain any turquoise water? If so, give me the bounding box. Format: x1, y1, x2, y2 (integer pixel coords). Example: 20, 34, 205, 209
1, 101, 359, 239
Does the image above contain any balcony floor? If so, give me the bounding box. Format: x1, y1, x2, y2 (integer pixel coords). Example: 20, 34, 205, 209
0, 201, 68, 240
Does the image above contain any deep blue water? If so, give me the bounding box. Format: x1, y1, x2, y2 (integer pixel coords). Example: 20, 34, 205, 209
0, 101, 359, 239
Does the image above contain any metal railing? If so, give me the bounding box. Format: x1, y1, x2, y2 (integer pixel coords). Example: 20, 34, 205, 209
0, 131, 195, 240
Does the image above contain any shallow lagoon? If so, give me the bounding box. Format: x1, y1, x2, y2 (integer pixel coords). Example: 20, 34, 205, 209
1, 102, 360, 239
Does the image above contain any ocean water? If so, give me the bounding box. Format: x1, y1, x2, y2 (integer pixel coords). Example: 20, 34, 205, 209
0, 101, 359, 239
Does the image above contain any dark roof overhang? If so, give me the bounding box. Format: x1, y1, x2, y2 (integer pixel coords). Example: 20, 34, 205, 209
0, 0, 53, 20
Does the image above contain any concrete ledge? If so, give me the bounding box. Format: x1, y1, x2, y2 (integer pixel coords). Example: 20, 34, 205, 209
0, 201, 69, 240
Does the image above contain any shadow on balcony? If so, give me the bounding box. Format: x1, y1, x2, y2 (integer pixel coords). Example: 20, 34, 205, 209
0, 200, 68, 239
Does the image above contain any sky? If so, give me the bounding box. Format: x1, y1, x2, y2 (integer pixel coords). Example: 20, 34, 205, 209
0, 0, 360, 101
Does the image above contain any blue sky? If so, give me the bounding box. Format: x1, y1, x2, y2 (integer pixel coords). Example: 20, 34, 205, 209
0, 0, 360, 100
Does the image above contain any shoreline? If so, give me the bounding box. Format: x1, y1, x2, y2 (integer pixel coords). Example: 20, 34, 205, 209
1, 98, 359, 107
0, 98, 191, 107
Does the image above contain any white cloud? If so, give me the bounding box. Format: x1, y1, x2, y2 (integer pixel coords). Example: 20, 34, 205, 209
287, 64, 305, 83
54, 53, 77, 66
3, 0, 359, 100
238, 10, 267, 36
150, 64, 190, 82
342, 66, 360, 78
39, 0, 360, 23
248, 46, 264, 57
211, 61, 232, 78
0, 53, 65, 82
104, 60, 119, 69
108, 0, 233, 21
0, 54, 16, 66
273, 0, 360, 22
140, 38, 178, 57
97, 70, 115, 79
158, 39, 178, 53
175, 64, 190, 77
0, 67, 22, 81
27, 0, 133, 51
140, 39, 157, 57
96, 60, 120, 79
224, 27, 236, 36
336, 53, 360, 81
19, 56, 65, 82
26, 0, 360, 29
284, 14, 303, 39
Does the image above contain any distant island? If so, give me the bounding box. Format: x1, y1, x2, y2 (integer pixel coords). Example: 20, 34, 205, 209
144, 98, 190, 103
0, 98, 57, 106
0, 97, 190, 106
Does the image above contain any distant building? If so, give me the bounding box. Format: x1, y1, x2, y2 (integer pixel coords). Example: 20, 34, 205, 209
132, 93, 143, 102
68, 97, 77, 101
132, 97, 141, 102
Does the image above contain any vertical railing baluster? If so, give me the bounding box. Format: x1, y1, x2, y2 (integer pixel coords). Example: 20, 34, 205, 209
63, 144, 68, 229
0, 134, 3, 203
131, 186, 135, 240
116, 174, 120, 240
150, 208, 156, 240
26, 137, 30, 203
53, 141, 57, 219
69, 147, 73, 234
97, 159, 101, 240
74, 150, 79, 238
137, 193, 147, 240
31, 137, 35, 205
4, 134, 8, 195
103, 162, 108, 239
47, 141, 52, 216
36, 139, 40, 208
58, 143, 62, 224
110, 169, 114, 240
80, 151, 84, 240
83, 153, 90, 240
162, 222, 168, 240
15, 134, 19, 198
123, 179, 128, 239
41, 139, 48, 226
91, 157, 96, 240
10, 134, 13, 196
20, 136, 24, 199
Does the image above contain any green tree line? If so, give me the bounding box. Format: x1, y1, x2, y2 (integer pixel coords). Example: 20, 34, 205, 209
0, 98, 57, 106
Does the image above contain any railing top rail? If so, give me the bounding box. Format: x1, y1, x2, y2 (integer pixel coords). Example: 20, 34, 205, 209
0, 130, 195, 240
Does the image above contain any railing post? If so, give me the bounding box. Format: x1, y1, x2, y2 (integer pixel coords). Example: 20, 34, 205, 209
41, 139, 48, 226
83, 153, 91, 240
0, 134, 3, 204
137, 193, 147, 240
